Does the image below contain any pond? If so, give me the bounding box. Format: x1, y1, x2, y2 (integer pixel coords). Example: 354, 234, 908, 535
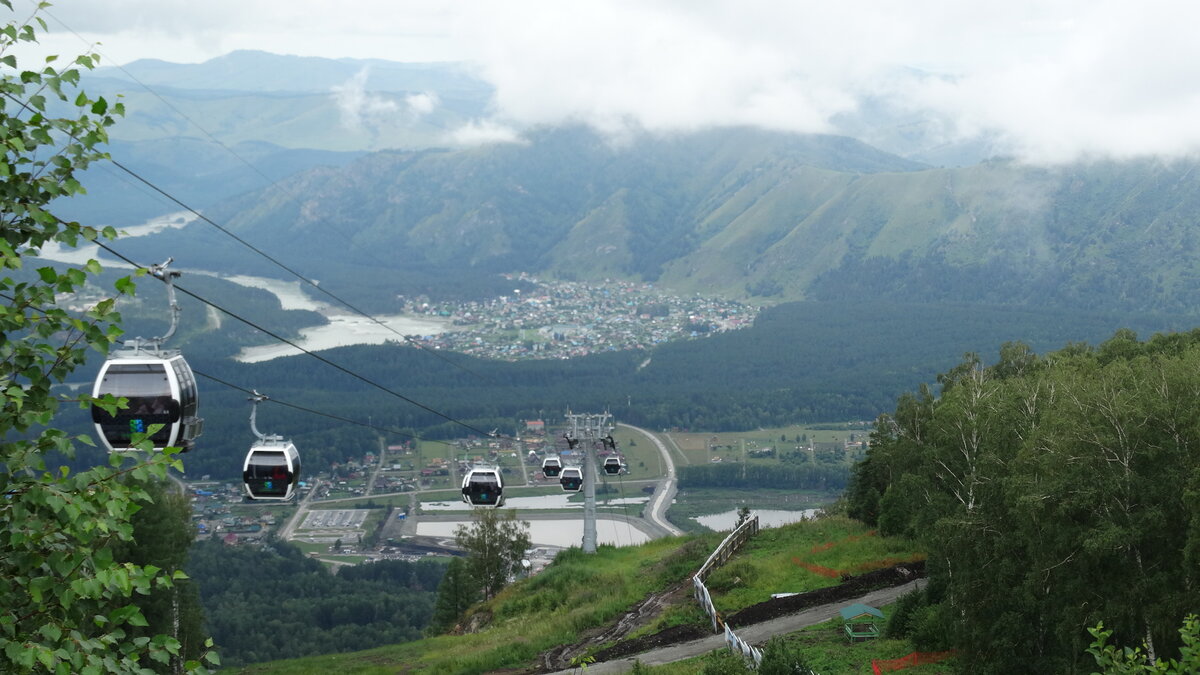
693, 508, 821, 532
421, 493, 649, 511
416, 518, 652, 548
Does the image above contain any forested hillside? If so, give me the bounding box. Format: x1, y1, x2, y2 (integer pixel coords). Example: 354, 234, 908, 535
845, 330, 1200, 673
111, 126, 1200, 317
56, 298, 1183, 481
187, 541, 445, 667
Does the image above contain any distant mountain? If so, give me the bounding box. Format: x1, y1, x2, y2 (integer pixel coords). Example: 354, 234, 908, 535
59, 138, 365, 227
119, 126, 1200, 316
93, 50, 491, 96
82, 51, 492, 152
84, 51, 990, 163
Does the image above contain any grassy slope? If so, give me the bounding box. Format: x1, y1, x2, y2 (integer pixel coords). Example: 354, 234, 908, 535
235, 516, 923, 674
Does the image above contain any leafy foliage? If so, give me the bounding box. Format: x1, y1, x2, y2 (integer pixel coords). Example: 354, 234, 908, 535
1087, 615, 1200, 674
454, 508, 531, 601
846, 333, 1200, 673
0, 4, 215, 671
186, 539, 444, 667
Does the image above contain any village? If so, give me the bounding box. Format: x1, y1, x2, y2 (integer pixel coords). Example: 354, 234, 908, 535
400, 276, 758, 360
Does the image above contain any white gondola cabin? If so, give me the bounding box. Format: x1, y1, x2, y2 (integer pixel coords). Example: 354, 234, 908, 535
91, 351, 202, 453
603, 456, 623, 475
461, 467, 505, 507
243, 441, 301, 501
559, 466, 583, 492
542, 455, 562, 478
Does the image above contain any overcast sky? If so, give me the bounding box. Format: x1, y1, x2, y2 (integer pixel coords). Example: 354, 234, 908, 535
24, 0, 1200, 163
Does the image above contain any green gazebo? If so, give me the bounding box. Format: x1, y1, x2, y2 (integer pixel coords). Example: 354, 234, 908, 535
840, 603, 884, 641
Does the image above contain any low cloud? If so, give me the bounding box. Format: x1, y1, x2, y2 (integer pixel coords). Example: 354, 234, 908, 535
42, 0, 1200, 163
451, 0, 1200, 164
405, 92, 439, 117
447, 119, 526, 146
331, 68, 399, 132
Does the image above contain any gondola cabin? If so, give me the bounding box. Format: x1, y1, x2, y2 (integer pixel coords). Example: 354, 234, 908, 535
462, 467, 504, 507
603, 456, 623, 475
242, 441, 301, 501
560, 466, 583, 492
542, 455, 562, 478
91, 351, 202, 453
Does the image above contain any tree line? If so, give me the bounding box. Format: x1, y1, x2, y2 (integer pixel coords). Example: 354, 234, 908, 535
187, 540, 446, 667
845, 331, 1200, 673
52, 297, 1186, 482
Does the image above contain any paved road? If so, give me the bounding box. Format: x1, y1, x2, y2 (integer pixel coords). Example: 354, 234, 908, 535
546, 579, 923, 674
277, 478, 322, 541
619, 423, 683, 537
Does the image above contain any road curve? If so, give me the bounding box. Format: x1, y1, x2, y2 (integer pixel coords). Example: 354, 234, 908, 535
278, 478, 321, 541
618, 423, 684, 537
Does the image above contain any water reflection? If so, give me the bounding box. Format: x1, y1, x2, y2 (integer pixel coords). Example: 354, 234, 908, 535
417, 519, 651, 548
694, 508, 821, 532
234, 313, 449, 363
421, 494, 649, 511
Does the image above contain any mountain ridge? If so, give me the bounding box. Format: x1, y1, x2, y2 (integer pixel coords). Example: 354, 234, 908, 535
122, 125, 1200, 316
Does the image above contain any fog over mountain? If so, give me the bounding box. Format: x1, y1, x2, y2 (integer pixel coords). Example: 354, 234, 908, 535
39, 1, 1200, 164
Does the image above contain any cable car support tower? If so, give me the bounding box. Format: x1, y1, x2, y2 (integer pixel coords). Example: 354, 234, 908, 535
566, 410, 612, 554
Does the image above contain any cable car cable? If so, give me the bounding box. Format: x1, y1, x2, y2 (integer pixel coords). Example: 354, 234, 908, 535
1, 86, 487, 383
103, 157, 486, 370
105, 157, 493, 382
190, 367, 455, 446
91, 239, 505, 440
38, 6, 412, 276
6, 288, 459, 447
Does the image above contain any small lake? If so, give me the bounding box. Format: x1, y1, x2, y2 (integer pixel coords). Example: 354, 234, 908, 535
421, 493, 649, 511
694, 508, 821, 532
416, 518, 651, 548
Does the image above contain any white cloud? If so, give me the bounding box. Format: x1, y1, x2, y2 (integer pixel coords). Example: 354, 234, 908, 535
331, 68, 399, 131
447, 120, 526, 147
28, 0, 1200, 162
405, 92, 439, 117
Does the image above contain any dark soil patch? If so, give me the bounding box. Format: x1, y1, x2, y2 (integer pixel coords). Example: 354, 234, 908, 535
536, 581, 694, 672
727, 560, 925, 626
581, 561, 926, 666
591, 623, 710, 662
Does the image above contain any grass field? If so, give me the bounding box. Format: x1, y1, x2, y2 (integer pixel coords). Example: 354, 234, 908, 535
707, 516, 924, 614
665, 422, 871, 467
235, 512, 926, 674
634, 607, 956, 675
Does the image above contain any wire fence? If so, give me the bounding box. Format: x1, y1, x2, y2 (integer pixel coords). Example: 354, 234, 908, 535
691, 515, 764, 666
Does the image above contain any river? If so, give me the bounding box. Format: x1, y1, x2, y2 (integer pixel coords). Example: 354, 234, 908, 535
37, 211, 450, 363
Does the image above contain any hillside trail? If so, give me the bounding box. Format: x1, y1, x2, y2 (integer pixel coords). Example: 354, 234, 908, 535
540, 579, 921, 674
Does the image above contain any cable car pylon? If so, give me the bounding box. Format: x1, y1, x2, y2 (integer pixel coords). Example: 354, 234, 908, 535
565, 410, 613, 554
